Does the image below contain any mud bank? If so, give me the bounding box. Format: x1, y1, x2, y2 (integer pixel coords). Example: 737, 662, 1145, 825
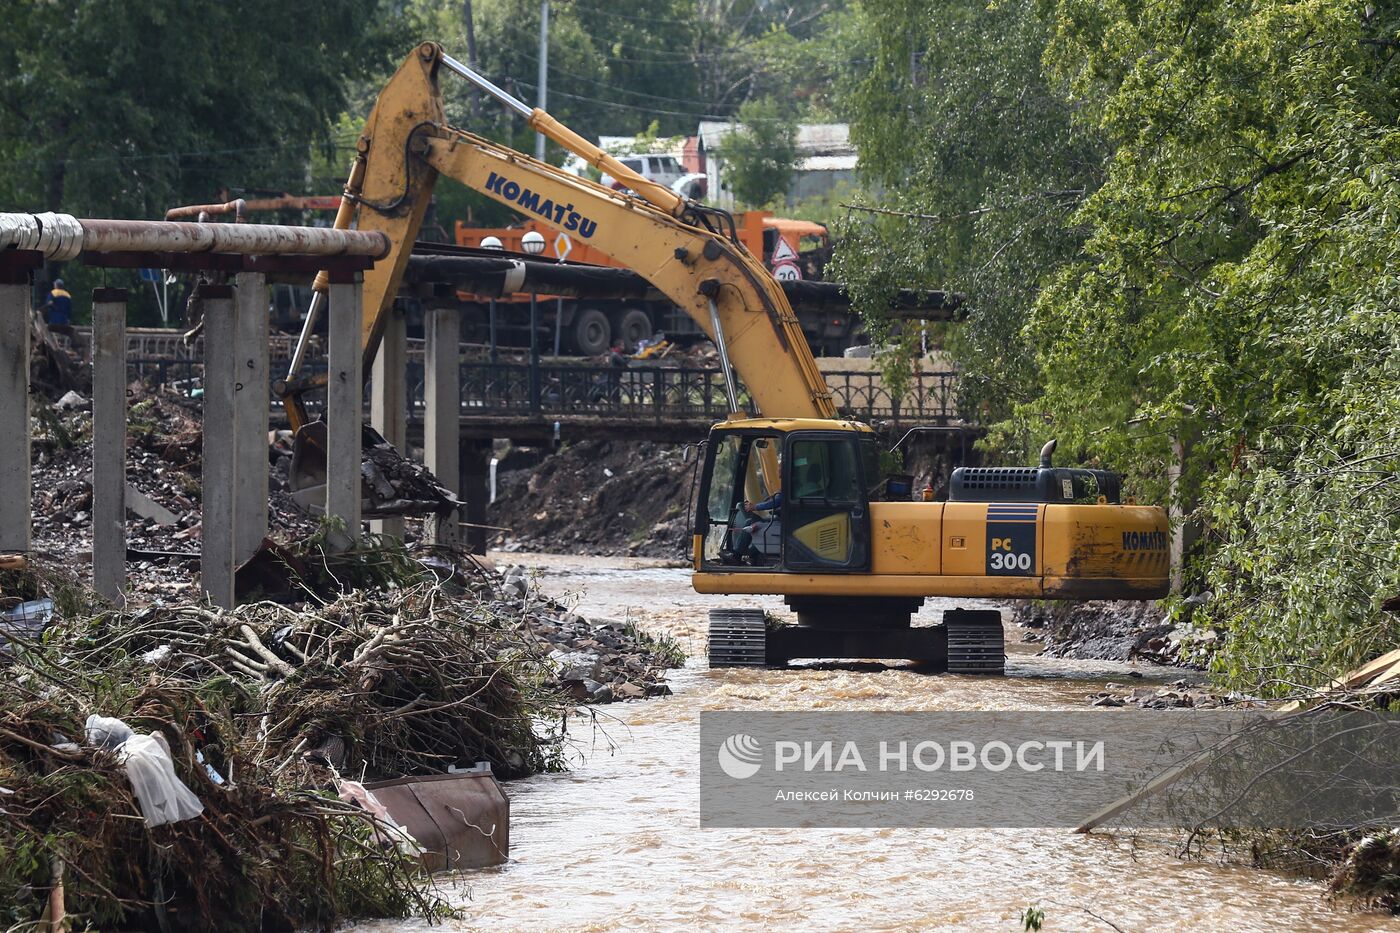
488, 439, 693, 559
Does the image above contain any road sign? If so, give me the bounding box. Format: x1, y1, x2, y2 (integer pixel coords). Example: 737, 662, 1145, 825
554, 232, 572, 261
138, 267, 161, 283
770, 236, 798, 264
772, 261, 802, 281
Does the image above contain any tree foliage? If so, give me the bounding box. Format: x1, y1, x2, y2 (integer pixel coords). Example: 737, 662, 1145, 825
837, 0, 1400, 692
722, 97, 801, 207
0, 0, 404, 219
831, 0, 1101, 437
1031, 0, 1400, 690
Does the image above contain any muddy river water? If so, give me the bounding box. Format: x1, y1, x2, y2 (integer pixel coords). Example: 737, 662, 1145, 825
362, 554, 1396, 932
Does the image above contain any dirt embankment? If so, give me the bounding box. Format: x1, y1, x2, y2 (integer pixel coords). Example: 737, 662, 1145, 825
488, 440, 694, 559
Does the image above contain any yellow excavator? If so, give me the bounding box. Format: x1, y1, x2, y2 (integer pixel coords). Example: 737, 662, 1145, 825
281, 42, 1171, 672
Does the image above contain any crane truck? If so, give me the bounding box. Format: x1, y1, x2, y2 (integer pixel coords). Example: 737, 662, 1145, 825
280, 42, 1171, 673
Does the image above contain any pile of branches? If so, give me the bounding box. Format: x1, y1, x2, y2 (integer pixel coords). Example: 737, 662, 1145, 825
0, 665, 449, 931
51, 580, 567, 780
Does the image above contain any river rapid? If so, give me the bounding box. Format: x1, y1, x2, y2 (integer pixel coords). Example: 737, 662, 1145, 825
359, 554, 1397, 932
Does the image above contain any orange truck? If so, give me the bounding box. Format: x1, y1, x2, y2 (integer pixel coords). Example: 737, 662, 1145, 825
453, 211, 853, 356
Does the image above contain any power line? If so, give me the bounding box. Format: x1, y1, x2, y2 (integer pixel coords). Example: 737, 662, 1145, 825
563, 0, 705, 29
0, 132, 360, 172
513, 79, 794, 124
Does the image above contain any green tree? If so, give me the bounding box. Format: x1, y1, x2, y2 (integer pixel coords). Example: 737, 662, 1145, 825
722, 97, 800, 207
831, 0, 1101, 443
0, 0, 404, 321
0, 0, 404, 219
1032, 0, 1400, 689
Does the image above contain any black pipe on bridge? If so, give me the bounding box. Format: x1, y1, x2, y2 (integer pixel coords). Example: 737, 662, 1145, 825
403, 245, 963, 320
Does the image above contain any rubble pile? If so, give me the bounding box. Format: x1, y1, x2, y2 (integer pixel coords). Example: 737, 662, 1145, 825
32, 391, 319, 592
502, 564, 682, 702
52, 580, 566, 779
0, 542, 682, 928
490, 439, 694, 558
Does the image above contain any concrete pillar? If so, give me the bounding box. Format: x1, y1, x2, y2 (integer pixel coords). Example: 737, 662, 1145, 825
371, 304, 407, 540
424, 306, 461, 545
199, 285, 237, 608
0, 279, 32, 554
91, 289, 127, 601
460, 436, 492, 555
233, 273, 269, 562
325, 277, 363, 534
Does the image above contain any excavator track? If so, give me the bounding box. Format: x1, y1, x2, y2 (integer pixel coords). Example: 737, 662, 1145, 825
708, 609, 767, 668
943, 609, 1005, 675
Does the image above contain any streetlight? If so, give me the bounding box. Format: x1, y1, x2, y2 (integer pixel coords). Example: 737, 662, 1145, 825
481, 236, 503, 362
521, 231, 546, 412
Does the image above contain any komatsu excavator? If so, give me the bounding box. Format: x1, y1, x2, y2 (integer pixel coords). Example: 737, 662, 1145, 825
281, 42, 1170, 673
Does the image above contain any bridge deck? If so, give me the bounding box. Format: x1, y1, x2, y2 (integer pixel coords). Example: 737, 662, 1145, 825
118, 340, 970, 439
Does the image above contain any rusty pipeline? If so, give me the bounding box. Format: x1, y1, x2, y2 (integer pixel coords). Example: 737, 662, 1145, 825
164, 198, 248, 222
0, 212, 389, 261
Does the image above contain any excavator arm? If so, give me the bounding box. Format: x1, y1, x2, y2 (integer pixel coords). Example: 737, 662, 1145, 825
281, 42, 835, 440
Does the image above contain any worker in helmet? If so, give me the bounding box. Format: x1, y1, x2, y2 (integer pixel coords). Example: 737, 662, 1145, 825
43, 278, 85, 360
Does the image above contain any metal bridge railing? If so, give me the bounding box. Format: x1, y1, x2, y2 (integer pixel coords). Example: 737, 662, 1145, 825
124, 355, 963, 426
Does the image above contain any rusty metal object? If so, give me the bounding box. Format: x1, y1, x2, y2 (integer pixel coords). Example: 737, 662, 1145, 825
0, 213, 389, 260
165, 198, 248, 222
365, 770, 510, 871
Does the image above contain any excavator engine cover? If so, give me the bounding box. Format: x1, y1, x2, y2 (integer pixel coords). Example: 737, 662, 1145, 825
949, 465, 1122, 504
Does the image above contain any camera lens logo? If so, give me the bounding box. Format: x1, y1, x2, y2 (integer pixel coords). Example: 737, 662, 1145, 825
717, 733, 763, 780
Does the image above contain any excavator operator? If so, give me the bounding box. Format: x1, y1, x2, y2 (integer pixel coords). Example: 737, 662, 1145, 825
730, 490, 783, 566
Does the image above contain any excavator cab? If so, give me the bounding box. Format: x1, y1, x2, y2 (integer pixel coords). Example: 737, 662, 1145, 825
696, 420, 877, 574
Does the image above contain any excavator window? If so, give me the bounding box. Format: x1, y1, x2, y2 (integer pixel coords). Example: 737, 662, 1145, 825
782, 434, 871, 571
700, 432, 783, 566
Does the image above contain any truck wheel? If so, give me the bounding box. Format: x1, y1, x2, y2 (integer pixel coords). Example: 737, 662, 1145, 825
570, 308, 611, 356
616, 308, 652, 351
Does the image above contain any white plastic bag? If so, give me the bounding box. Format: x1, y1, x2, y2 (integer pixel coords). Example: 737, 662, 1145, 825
85, 714, 133, 750
119, 733, 204, 827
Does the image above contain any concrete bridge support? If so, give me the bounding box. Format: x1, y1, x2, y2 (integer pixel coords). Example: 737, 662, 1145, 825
325, 277, 364, 535
371, 304, 408, 540
200, 285, 238, 607
424, 306, 461, 546
0, 251, 39, 555
233, 272, 269, 562
91, 288, 127, 601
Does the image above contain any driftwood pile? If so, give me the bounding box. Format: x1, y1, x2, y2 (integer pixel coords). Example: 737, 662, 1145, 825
0, 656, 450, 931
54, 582, 565, 780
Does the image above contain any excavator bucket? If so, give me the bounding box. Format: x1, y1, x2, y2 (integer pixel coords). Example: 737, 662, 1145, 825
287, 421, 461, 518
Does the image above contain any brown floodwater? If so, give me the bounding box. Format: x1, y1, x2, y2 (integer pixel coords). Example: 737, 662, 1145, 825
357, 554, 1397, 932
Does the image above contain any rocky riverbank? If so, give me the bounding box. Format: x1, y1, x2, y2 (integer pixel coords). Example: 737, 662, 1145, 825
1014, 599, 1213, 667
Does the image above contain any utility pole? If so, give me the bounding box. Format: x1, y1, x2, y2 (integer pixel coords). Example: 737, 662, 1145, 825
535, 0, 549, 161
462, 0, 481, 119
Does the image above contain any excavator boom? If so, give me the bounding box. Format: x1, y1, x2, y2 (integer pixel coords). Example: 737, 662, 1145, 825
281, 42, 835, 439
